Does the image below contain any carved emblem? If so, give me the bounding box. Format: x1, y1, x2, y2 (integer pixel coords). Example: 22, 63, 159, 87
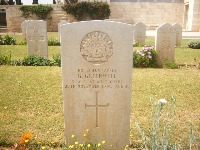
80, 31, 113, 65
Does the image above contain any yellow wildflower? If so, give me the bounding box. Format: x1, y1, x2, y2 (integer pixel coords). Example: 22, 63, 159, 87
71, 134, 75, 138
87, 144, 91, 148
24, 140, 29, 143
69, 145, 74, 148
102, 140, 106, 144
79, 144, 84, 147
83, 133, 87, 137
97, 143, 101, 147
51, 141, 55, 145
86, 129, 89, 132
75, 141, 78, 145
41, 146, 45, 149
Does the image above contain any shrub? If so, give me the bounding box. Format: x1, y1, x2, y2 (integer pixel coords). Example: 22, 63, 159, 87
53, 53, 61, 67
0, 52, 12, 65
0, 35, 16, 45
62, 2, 110, 21
188, 41, 200, 49
163, 60, 178, 69
133, 46, 157, 68
20, 5, 53, 19
21, 55, 53, 66
48, 38, 60, 46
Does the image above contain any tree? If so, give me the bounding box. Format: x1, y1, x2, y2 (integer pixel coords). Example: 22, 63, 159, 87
32, 0, 38, 4
53, 0, 56, 4
15, 0, 22, 5
8, 0, 14, 5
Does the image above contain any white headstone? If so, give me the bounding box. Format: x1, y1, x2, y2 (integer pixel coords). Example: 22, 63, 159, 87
172, 23, 182, 46
58, 20, 69, 36
155, 23, 175, 67
21, 20, 48, 58
133, 22, 146, 44
60, 20, 133, 150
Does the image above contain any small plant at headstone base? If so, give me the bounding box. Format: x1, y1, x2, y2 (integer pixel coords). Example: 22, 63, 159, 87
19, 5, 53, 20
0, 35, 16, 45
188, 40, 200, 49
62, 129, 130, 150
21, 55, 53, 66
62, 2, 110, 21
48, 38, 60, 46
18, 41, 27, 45
163, 60, 178, 69
0, 51, 12, 65
53, 53, 61, 67
133, 46, 157, 68
133, 42, 145, 47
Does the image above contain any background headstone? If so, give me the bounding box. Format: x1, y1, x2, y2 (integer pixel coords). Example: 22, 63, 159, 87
133, 22, 146, 44
58, 20, 69, 38
60, 20, 133, 150
21, 20, 48, 58
155, 23, 175, 67
172, 23, 182, 46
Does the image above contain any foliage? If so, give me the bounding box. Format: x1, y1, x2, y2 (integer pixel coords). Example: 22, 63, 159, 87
0, 35, 16, 45
19, 5, 53, 19
163, 60, 178, 69
0, 52, 12, 65
188, 40, 200, 49
134, 97, 200, 149
62, 2, 110, 21
48, 38, 60, 46
134, 97, 177, 149
18, 41, 27, 45
53, 53, 61, 67
21, 55, 53, 66
133, 42, 145, 47
133, 46, 157, 68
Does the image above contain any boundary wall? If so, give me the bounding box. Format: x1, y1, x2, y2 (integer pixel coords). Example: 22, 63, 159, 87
1, 2, 197, 32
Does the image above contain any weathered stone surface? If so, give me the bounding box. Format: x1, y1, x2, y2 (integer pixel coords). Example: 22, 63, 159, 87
58, 20, 68, 37
60, 20, 133, 150
155, 23, 175, 67
21, 20, 48, 58
133, 22, 146, 44
173, 23, 182, 46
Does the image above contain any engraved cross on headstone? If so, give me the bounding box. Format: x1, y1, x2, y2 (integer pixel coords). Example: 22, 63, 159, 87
85, 91, 109, 127
28, 25, 45, 53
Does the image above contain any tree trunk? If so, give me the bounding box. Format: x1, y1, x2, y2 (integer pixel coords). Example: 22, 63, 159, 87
53, 0, 56, 4
16, 0, 22, 5
8, 0, 14, 5
32, 0, 38, 4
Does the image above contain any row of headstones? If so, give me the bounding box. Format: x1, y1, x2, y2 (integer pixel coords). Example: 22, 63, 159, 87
21, 20, 182, 67
20, 20, 182, 149
133, 22, 182, 46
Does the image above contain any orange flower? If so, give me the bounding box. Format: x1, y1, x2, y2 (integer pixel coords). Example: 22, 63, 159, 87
20, 138, 25, 145
20, 133, 32, 145
22, 133, 32, 140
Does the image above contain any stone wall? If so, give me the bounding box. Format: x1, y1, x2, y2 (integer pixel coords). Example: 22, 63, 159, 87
109, 2, 184, 29
5, 5, 74, 32
2, 2, 190, 32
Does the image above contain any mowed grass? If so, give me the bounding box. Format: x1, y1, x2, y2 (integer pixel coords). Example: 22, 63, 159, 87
0, 33, 200, 148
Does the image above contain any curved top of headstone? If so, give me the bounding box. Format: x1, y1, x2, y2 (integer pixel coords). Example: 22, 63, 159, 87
172, 23, 182, 29
156, 23, 174, 33
134, 22, 146, 27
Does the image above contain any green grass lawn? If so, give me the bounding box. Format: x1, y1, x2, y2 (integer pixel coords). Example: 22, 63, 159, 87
0, 33, 200, 149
